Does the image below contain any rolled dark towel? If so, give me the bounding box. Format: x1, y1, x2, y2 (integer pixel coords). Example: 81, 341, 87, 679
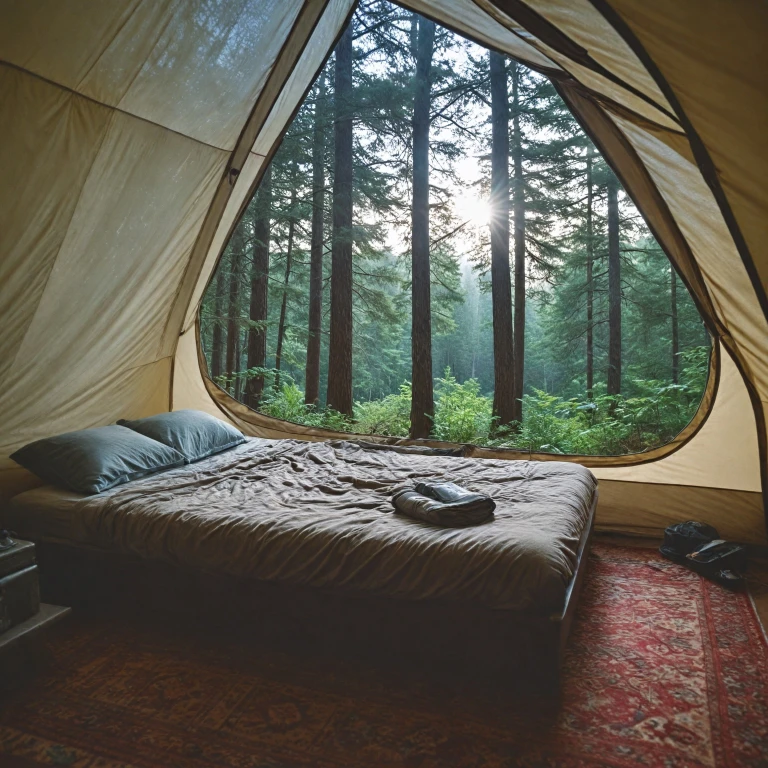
391, 481, 495, 527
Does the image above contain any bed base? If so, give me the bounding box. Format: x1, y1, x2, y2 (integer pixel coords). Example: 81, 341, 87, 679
35, 491, 597, 693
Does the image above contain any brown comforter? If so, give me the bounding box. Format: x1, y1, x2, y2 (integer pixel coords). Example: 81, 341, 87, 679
7, 439, 597, 612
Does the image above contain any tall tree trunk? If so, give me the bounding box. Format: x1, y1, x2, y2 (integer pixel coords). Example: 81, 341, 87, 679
671, 264, 679, 384
607, 173, 622, 396
225, 231, 243, 396
210, 263, 227, 380
489, 52, 515, 430
244, 165, 272, 409
305, 76, 327, 406
585, 145, 594, 400
234, 329, 243, 401
511, 62, 526, 423
471, 288, 479, 379
409, 16, 436, 439
326, 23, 354, 417
274, 186, 297, 391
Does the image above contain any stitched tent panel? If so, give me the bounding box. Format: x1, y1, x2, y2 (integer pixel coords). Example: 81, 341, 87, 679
0, 0, 305, 149
0, 0, 766, 543
607, 0, 768, 300
0, 0, 325, 454
0, 73, 227, 448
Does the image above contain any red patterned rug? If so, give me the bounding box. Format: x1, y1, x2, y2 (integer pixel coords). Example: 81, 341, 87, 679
1, 544, 766, 767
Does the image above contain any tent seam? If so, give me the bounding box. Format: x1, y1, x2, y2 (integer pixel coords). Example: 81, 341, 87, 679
583, 88, 686, 137
122, 355, 173, 375
472, 0, 680, 128
0, 60, 232, 154
586, 0, 768, 329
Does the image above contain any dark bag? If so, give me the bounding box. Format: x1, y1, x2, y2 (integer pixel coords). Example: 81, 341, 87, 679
660, 520, 719, 560
659, 521, 747, 591
687, 540, 748, 573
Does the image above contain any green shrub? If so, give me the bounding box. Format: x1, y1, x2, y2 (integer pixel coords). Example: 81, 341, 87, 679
242, 347, 709, 456
354, 383, 411, 436
433, 370, 493, 443
259, 381, 352, 432
259, 382, 309, 423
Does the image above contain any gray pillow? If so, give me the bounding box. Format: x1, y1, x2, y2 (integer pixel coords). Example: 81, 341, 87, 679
10, 425, 186, 495
117, 410, 245, 464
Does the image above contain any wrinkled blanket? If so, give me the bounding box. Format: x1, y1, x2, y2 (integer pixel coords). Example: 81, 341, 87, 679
7, 438, 597, 612
392, 481, 495, 527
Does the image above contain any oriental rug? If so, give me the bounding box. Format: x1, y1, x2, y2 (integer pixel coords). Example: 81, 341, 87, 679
0, 544, 766, 767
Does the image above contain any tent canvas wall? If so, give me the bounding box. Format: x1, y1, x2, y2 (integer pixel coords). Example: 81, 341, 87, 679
1, 0, 765, 542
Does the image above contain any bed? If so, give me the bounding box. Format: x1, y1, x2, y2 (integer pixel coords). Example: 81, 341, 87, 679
4, 438, 597, 688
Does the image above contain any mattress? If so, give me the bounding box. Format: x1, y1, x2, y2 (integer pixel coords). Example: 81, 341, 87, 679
4, 438, 597, 612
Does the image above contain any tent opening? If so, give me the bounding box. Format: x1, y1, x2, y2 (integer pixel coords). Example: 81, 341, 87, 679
198, 0, 711, 458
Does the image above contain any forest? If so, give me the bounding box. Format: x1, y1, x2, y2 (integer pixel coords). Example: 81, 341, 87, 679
200, 0, 710, 457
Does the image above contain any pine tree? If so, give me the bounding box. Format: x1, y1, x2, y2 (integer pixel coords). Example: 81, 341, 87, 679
488, 51, 515, 429
671, 264, 679, 384
327, 23, 355, 417
409, 15, 436, 439
274, 175, 298, 391
606, 171, 622, 396
510, 62, 527, 424
244, 165, 272, 408
585, 145, 595, 399
225, 228, 244, 394
305, 76, 327, 406
210, 262, 227, 380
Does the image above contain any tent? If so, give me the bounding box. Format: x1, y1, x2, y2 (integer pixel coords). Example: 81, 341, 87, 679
1, 0, 765, 543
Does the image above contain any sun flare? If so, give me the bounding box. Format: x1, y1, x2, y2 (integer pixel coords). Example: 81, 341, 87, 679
455, 194, 491, 227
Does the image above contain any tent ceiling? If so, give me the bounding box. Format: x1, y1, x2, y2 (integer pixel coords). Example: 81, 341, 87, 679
0, 0, 765, 541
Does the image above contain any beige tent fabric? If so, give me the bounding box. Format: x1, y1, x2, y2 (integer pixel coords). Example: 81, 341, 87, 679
406, 0, 560, 73
0, 0, 305, 149
591, 351, 760, 494
604, 0, 768, 307
0, 68, 112, 387
0, 1, 142, 89
0, 0, 342, 460
595, 482, 763, 545
0, 0, 766, 543
0, 65, 226, 453
470, 0, 680, 133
